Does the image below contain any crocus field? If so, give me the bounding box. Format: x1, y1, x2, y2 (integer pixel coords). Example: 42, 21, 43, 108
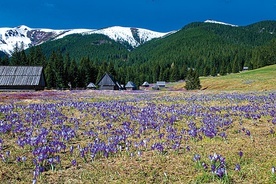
0, 90, 275, 183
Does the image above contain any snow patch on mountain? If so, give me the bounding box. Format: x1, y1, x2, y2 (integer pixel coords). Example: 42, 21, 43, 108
0, 25, 32, 55
87, 26, 169, 48
204, 20, 238, 27
54, 29, 95, 40
0, 25, 171, 56
89, 26, 139, 47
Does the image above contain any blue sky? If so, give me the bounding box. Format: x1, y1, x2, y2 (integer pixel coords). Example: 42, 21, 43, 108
0, 0, 275, 32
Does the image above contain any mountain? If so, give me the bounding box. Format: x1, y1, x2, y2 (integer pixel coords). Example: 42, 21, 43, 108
0, 25, 170, 56
22, 20, 276, 68
114, 20, 275, 84
1, 20, 275, 89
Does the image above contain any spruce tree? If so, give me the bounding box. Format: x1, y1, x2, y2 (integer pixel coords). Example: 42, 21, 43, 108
185, 69, 201, 90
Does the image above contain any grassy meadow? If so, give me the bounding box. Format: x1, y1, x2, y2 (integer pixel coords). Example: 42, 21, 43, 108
200, 65, 276, 91
0, 65, 275, 184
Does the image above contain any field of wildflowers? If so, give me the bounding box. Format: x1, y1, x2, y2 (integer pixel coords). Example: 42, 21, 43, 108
0, 90, 275, 183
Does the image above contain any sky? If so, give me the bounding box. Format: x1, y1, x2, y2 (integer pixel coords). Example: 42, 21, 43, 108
0, 0, 275, 32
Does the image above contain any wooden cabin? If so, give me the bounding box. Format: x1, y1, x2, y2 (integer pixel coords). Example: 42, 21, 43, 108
0, 66, 46, 91
97, 73, 122, 90
87, 82, 96, 90
152, 84, 160, 90
125, 81, 137, 90
142, 81, 150, 87
156, 81, 166, 88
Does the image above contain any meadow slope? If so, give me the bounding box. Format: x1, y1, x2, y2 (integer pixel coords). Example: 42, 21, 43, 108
200, 64, 276, 91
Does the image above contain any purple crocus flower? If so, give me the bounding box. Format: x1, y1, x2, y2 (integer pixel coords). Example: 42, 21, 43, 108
235, 164, 241, 171
70, 145, 74, 155
186, 146, 190, 151
245, 130, 251, 136
193, 154, 201, 162
202, 162, 208, 170
211, 164, 216, 172
238, 151, 243, 158
215, 167, 226, 178
71, 159, 77, 166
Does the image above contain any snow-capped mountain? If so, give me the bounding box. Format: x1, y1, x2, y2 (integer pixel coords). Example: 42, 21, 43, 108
204, 20, 238, 27
89, 26, 168, 48
0, 25, 170, 56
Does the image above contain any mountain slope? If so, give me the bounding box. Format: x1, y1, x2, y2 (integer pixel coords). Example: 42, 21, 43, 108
199, 64, 276, 91
39, 33, 130, 62
130, 20, 276, 65
0, 25, 169, 56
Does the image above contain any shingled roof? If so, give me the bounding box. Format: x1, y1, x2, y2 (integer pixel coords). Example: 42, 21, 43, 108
97, 73, 122, 90
125, 81, 137, 90
0, 66, 45, 90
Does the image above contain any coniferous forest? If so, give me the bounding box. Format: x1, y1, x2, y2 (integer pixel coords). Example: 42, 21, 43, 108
0, 20, 275, 89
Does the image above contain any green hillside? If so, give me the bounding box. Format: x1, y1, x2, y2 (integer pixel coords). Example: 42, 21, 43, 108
130, 20, 276, 69
38, 34, 129, 64
199, 64, 276, 91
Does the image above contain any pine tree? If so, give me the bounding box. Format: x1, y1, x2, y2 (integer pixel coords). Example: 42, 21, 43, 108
107, 62, 116, 77
170, 62, 179, 82
180, 65, 188, 79
68, 59, 78, 88
45, 62, 56, 89
219, 60, 227, 76
232, 55, 240, 73
96, 62, 108, 83
10, 42, 21, 65
185, 69, 201, 90
203, 66, 210, 77
63, 53, 71, 88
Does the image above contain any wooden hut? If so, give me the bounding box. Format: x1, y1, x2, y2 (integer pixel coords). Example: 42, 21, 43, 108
152, 84, 160, 90
142, 81, 150, 87
87, 82, 96, 90
0, 66, 46, 91
157, 81, 166, 88
125, 81, 137, 90
97, 73, 122, 90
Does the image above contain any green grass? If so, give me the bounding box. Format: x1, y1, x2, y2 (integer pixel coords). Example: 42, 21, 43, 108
200, 65, 276, 91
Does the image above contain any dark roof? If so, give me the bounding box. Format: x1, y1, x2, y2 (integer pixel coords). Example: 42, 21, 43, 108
157, 81, 166, 87
97, 73, 122, 89
142, 81, 149, 86
0, 66, 44, 86
87, 82, 96, 88
125, 81, 136, 88
97, 73, 117, 86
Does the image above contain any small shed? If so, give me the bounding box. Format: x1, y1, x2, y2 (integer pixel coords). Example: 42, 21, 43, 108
125, 81, 137, 90
157, 81, 166, 88
152, 84, 160, 90
243, 66, 249, 71
0, 66, 46, 91
87, 82, 96, 90
97, 73, 122, 90
142, 81, 150, 87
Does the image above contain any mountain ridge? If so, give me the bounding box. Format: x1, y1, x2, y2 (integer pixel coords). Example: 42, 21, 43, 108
0, 25, 171, 56
0, 20, 275, 58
